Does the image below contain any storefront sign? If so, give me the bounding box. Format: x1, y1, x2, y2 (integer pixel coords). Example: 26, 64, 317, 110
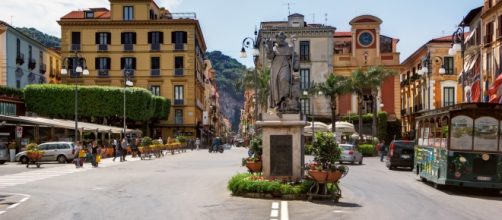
16, 126, 23, 138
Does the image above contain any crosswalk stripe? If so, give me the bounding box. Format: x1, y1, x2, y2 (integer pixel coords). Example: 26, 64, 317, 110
0, 157, 140, 188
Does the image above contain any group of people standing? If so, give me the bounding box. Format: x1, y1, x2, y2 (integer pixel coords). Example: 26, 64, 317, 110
73, 140, 102, 168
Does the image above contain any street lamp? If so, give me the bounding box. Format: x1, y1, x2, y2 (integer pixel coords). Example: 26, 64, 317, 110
123, 69, 134, 140
240, 28, 260, 126
303, 90, 323, 142
449, 26, 466, 102
61, 52, 89, 143
419, 52, 447, 110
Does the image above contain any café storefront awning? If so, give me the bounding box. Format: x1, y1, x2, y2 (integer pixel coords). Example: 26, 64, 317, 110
0, 115, 131, 134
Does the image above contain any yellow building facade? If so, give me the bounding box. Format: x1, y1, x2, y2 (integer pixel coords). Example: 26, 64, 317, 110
58, 0, 207, 139
400, 36, 463, 136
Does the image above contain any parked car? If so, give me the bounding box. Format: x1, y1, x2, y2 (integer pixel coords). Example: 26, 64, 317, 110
386, 140, 415, 170
339, 144, 363, 165
15, 142, 75, 164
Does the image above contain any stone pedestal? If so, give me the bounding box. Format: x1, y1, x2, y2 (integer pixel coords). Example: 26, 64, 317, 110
256, 114, 306, 181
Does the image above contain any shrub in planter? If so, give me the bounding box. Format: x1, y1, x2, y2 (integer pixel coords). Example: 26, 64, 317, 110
227, 173, 313, 196
304, 144, 313, 155
312, 132, 340, 169
358, 144, 376, 156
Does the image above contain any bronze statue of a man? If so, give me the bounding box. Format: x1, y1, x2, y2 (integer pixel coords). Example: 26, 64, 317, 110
265, 32, 300, 113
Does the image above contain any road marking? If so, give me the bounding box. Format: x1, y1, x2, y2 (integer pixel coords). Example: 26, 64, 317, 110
272, 202, 279, 209
0, 193, 30, 215
270, 209, 279, 217
280, 201, 289, 220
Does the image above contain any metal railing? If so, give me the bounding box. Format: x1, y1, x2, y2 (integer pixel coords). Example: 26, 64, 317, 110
98, 44, 108, 51
174, 68, 184, 76
174, 99, 184, 105
174, 44, 185, 51
123, 44, 134, 51
97, 69, 109, 77
150, 44, 161, 51
71, 44, 81, 51
151, 69, 161, 76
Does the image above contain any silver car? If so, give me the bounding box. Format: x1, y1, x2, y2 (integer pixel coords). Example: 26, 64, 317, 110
15, 142, 75, 164
339, 144, 363, 165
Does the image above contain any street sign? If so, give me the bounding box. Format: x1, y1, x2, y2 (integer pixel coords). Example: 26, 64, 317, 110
16, 126, 23, 138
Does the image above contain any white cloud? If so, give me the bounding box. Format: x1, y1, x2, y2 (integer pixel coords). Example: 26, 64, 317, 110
0, 0, 183, 37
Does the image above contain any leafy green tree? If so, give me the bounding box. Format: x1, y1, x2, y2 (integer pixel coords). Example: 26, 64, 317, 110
315, 74, 351, 132
350, 66, 396, 139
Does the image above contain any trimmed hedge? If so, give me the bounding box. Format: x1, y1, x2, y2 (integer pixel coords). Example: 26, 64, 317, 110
0, 86, 23, 98
358, 144, 376, 156
24, 84, 170, 121
228, 173, 314, 195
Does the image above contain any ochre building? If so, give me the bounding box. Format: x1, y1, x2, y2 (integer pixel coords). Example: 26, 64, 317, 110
58, 0, 207, 139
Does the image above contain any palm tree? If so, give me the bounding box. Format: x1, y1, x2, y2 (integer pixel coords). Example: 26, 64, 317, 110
351, 66, 396, 139
316, 74, 351, 132
236, 68, 270, 115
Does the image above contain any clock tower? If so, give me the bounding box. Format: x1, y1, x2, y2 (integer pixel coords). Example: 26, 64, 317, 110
349, 15, 383, 65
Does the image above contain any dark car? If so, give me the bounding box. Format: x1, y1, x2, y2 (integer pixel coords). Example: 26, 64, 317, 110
386, 140, 415, 170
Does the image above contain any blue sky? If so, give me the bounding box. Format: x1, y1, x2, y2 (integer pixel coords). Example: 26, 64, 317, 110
0, 0, 482, 68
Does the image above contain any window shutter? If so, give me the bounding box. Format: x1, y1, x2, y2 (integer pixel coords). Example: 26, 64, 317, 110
95, 33, 100, 44
107, 33, 111, 45
171, 32, 176, 43
183, 32, 187, 43
120, 58, 125, 69
95, 58, 99, 69
159, 32, 164, 43
132, 33, 137, 44
132, 58, 136, 69
148, 32, 152, 44
106, 58, 111, 69
121, 33, 125, 44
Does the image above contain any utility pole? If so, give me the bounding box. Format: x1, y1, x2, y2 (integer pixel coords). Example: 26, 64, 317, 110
283, 3, 295, 15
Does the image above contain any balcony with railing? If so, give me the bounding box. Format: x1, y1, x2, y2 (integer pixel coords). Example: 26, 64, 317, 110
173, 43, 185, 51
161, 12, 197, 20
150, 43, 161, 51
174, 68, 184, 76
123, 44, 134, 51
16, 53, 25, 66
71, 44, 81, 51
174, 99, 184, 105
39, 64, 46, 74
151, 69, 161, 76
97, 44, 108, 51
28, 59, 36, 70
97, 69, 109, 77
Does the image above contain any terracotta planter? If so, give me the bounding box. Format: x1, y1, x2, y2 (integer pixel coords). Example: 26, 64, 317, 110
246, 160, 262, 173
27, 152, 42, 160
327, 171, 343, 182
308, 170, 327, 183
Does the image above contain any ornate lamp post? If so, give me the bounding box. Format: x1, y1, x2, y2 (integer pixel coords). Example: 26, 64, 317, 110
123, 69, 134, 140
419, 52, 446, 110
61, 52, 89, 142
240, 29, 260, 125
449, 27, 466, 102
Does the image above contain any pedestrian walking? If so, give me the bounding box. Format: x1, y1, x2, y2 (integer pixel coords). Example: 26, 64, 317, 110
112, 138, 120, 162
91, 141, 99, 167
195, 138, 200, 151
379, 140, 387, 162
121, 137, 128, 162
74, 141, 82, 168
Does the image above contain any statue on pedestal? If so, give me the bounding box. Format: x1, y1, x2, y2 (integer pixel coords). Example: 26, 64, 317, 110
265, 32, 300, 115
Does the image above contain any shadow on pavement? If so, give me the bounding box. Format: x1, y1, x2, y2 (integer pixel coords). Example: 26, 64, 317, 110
310, 200, 363, 208
416, 179, 502, 201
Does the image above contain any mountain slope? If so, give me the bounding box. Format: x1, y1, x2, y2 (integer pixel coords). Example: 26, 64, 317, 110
17, 27, 60, 48
206, 51, 245, 131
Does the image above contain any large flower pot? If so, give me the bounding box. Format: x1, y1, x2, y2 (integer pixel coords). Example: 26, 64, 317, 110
9, 149, 16, 162
308, 170, 328, 183
327, 171, 343, 182
245, 160, 262, 173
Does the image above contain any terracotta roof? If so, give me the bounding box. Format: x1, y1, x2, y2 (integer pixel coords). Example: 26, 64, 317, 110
334, 32, 351, 37
61, 9, 111, 19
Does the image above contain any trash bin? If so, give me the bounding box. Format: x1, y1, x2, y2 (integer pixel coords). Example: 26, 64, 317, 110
0, 144, 8, 164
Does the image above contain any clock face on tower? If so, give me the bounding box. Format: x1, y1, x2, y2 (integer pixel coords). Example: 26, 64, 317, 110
358, 32, 374, 47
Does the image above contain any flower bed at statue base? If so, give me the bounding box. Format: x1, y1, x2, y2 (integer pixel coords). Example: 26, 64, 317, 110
228, 173, 339, 200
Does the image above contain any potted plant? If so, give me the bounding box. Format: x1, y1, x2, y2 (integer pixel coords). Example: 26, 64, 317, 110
308, 132, 341, 183
140, 136, 153, 154
26, 143, 43, 162
242, 136, 263, 173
